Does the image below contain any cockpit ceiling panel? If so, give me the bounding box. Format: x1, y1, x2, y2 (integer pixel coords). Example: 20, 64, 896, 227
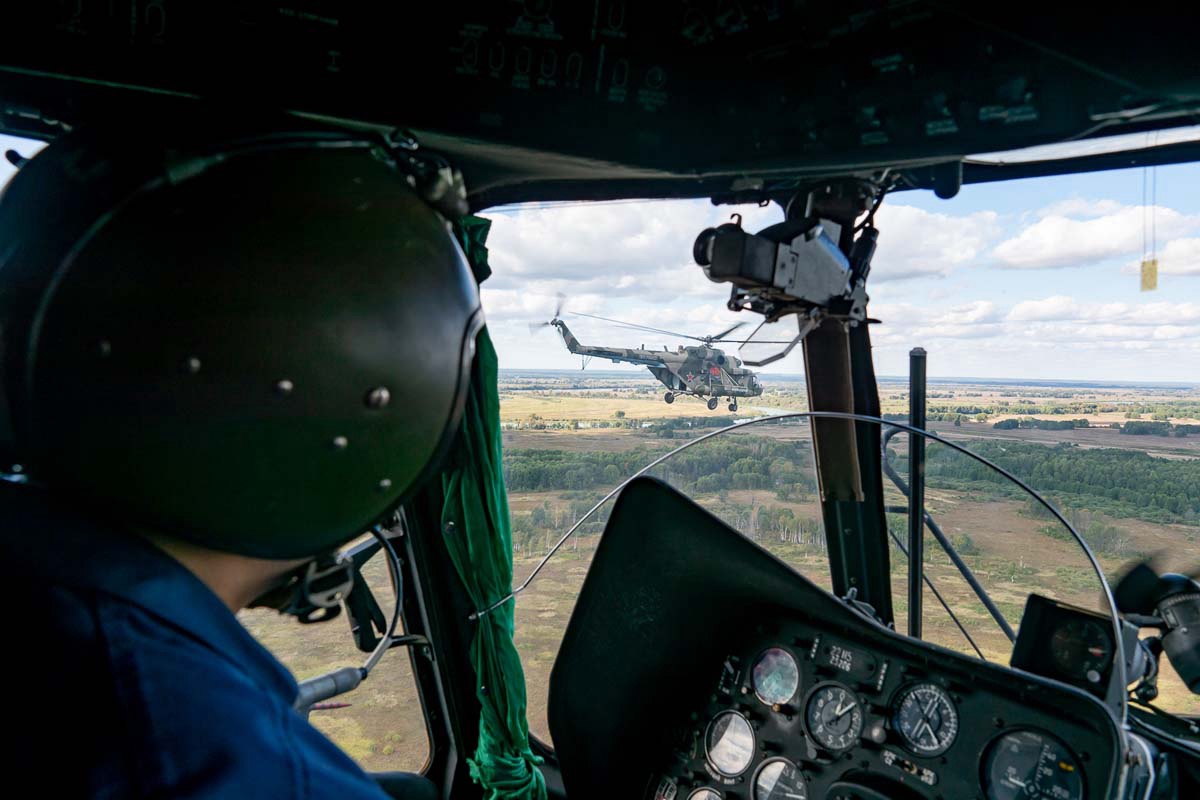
2, 3, 1199, 205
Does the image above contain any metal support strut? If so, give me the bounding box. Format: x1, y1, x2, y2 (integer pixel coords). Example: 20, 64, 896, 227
908, 347, 926, 638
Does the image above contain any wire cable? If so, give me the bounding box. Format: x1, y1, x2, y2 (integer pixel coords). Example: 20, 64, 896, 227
363, 522, 405, 676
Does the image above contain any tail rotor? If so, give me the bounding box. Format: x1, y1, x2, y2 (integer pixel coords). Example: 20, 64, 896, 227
529, 293, 568, 334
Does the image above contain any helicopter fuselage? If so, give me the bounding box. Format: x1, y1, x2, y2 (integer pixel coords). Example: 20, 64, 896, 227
551, 320, 763, 404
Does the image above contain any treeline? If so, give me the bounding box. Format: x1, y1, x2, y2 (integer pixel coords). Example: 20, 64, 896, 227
652, 416, 738, 438
1026, 502, 1141, 558
508, 414, 740, 432
503, 437, 814, 500
993, 418, 1091, 431
505, 435, 1199, 529
922, 441, 1200, 525
1122, 420, 1200, 437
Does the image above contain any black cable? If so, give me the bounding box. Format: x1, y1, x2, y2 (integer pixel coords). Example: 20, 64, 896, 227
364, 523, 404, 675
1128, 709, 1200, 755
886, 526, 987, 660
882, 427, 1018, 642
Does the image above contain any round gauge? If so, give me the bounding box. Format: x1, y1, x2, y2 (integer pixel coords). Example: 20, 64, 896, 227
752, 647, 801, 706
893, 683, 959, 757
688, 790, 722, 800
705, 711, 755, 776
754, 758, 808, 800
982, 729, 1084, 800
1050, 618, 1112, 680
804, 682, 864, 752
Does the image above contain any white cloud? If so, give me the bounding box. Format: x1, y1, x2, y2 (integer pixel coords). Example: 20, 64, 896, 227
992, 204, 1200, 269
482, 199, 780, 292
870, 205, 1001, 281
870, 301, 1005, 344
1007, 295, 1085, 321
1036, 198, 1124, 219
1120, 237, 1200, 276
1007, 296, 1200, 324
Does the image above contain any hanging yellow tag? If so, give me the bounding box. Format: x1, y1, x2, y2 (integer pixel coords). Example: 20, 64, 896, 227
1141, 258, 1158, 291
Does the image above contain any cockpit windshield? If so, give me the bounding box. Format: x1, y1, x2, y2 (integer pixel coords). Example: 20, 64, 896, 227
503, 413, 1200, 743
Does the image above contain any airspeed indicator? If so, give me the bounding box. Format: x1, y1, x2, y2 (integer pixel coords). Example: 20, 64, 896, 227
804, 682, 863, 752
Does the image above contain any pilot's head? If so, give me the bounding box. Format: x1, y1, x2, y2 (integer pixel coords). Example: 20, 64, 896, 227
0, 121, 482, 562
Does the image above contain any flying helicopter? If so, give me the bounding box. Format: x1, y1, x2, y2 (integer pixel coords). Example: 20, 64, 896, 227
3, 5, 1200, 800
536, 306, 776, 411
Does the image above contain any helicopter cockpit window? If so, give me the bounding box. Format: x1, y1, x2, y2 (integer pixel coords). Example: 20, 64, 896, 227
483, 178, 1200, 745
239, 540, 432, 772
0, 134, 46, 185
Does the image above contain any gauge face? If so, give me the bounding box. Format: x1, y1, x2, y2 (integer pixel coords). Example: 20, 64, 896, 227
706, 711, 755, 776
754, 758, 808, 800
804, 682, 863, 752
982, 729, 1084, 800
752, 647, 801, 706
688, 790, 722, 800
1050, 618, 1112, 681
893, 683, 959, 757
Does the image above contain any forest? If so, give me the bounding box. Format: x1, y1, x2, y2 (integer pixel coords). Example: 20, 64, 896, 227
504, 436, 813, 498
921, 440, 1200, 524
505, 435, 1200, 526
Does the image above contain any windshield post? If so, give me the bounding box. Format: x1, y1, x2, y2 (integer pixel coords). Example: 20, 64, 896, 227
908, 347, 928, 638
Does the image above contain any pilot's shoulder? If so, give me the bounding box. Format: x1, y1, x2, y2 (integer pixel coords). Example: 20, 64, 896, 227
99, 598, 390, 799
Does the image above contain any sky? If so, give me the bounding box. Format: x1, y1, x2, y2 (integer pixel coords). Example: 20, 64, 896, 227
1, 132, 1196, 383
480, 162, 1200, 383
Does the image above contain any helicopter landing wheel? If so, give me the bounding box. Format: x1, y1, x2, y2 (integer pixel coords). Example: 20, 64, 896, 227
728, 401, 738, 412
707, 397, 719, 411
664, 392, 675, 404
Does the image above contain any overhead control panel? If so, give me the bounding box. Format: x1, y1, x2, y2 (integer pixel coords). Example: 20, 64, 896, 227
2, 4, 1199, 204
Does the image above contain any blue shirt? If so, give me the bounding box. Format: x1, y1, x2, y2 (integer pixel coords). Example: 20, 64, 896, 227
0, 484, 392, 799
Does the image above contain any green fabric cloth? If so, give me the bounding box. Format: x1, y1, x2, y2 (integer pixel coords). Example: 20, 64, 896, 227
456, 215, 493, 284
441, 328, 546, 800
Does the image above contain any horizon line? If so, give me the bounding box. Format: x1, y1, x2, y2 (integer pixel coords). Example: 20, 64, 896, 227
496, 368, 1198, 388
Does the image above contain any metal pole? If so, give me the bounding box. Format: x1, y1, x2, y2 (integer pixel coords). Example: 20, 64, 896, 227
908, 347, 927, 638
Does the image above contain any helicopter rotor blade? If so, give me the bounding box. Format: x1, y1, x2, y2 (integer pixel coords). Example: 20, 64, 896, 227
554, 292, 566, 319
568, 311, 708, 342
716, 340, 799, 344
707, 322, 746, 342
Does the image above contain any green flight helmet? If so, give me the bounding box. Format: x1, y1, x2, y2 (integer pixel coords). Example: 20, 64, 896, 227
0, 122, 483, 559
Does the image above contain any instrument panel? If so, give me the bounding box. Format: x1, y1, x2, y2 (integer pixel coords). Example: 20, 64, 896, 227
652, 620, 1100, 800
548, 478, 1124, 800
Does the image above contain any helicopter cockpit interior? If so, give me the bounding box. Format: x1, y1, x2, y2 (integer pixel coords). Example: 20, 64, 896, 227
1, 4, 1199, 800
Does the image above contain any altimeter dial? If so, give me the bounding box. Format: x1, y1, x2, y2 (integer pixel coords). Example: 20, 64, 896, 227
893, 683, 959, 757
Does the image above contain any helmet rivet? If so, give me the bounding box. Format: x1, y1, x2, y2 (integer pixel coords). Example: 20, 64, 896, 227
332, 436, 349, 450
185, 357, 202, 374
10, 464, 23, 474
365, 386, 391, 409
378, 478, 393, 491
98, 340, 112, 358
275, 379, 294, 395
